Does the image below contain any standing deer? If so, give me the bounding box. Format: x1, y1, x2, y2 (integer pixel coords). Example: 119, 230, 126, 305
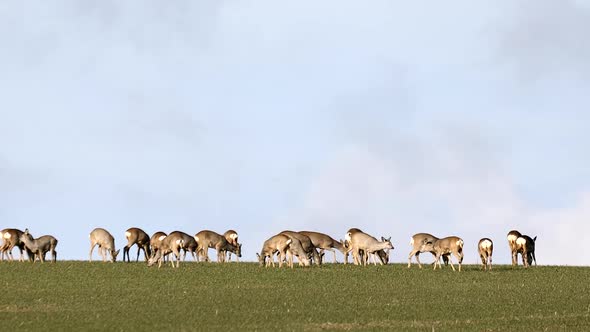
147, 231, 185, 268
408, 233, 449, 268
432, 236, 464, 271
0, 228, 33, 262
299, 231, 348, 263
345, 229, 394, 266
478, 238, 493, 271
195, 230, 241, 263
178, 231, 198, 261
515, 235, 537, 268
19, 229, 58, 263
507, 230, 522, 266
123, 227, 151, 262
257, 233, 309, 268
257, 233, 292, 268
280, 230, 320, 266
223, 230, 240, 262
150, 231, 167, 259
89, 228, 120, 262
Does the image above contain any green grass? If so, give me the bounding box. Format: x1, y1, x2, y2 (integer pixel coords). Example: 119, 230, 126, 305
0, 262, 589, 331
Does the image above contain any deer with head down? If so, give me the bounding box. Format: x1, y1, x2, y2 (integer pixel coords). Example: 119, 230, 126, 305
147, 231, 185, 268
515, 235, 536, 268
408, 233, 450, 268
299, 231, 347, 263
432, 236, 464, 271
345, 228, 394, 266
478, 238, 493, 271
223, 230, 241, 262
507, 230, 522, 266
195, 230, 242, 263
257, 234, 291, 268
89, 228, 120, 262
280, 231, 320, 266
123, 227, 151, 262
0, 228, 33, 262
19, 229, 58, 263
149, 231, 167, 259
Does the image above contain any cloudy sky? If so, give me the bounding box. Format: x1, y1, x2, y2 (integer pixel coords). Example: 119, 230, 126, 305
1, 1, 589, 265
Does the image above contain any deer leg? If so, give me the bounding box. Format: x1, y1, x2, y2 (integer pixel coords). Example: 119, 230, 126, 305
89, 243, 96, 262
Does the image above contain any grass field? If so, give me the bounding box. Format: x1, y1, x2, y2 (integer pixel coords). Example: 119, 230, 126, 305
0, 262, 589, 331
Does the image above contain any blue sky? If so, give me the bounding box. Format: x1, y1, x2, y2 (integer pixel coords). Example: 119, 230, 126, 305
1, 1, 589, 265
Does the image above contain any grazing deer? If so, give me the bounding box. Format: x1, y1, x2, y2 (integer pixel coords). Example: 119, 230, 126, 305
0, 228, 33, 262
150, 231, 167, 259
345, 229, 394, 266
123, 227, 151, 262
280, 231, 320, 266
177, 231, 198, 261
478, 238, 493, 270
507, 230, 522, 266
432, 236, 464, 271
299, 231, 347, 263
147, 231, 185, 268
195, 230, 241, 263
89, 228, 120, 262
223, 230, 240, 262
408, 233, 449, 268
515, 235, 537, 268
19, 229, 58, 263
257, 234, 292, 268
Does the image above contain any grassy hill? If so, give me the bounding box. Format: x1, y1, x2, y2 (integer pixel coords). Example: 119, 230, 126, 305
0, 262, 588, 331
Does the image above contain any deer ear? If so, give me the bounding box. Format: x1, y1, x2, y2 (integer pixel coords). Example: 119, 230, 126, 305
256, 253, 260, 258
533, 236, 537, 242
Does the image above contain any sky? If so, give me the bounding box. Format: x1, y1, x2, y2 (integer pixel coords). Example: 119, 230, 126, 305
1, 1, 589, 265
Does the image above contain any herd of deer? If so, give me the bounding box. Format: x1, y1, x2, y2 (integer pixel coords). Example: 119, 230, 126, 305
0, 226, 537, 270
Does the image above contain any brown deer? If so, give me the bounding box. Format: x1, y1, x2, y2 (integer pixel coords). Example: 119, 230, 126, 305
515, 235, 537, 268
345, 229, 394, 266
149, 231, 167, 259
177, 231, 198, 261
432, 236, 464, 271
89, 228, 120, 262
123, 227, 151, 262
195, 230, 241, 263
478, 238, 493, 271
147, 231, 185, 268
507, 230, 522, 266
299, 231, 347, 263
257, 233, 292, 268
408, 233, 449, 268
19, 229, 58, 263
0, 228, 33, 262
280, 231, 320, 266
223, 230, 240, 262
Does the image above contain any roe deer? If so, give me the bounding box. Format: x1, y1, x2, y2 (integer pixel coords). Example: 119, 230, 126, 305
123, 227, 151, 262
478, 238, 493, 271
408, 233, 449, 268
432, 236, 464, 271
150, 231, 167, 259
280, 231, 318, 266
345, 229, 394, 266
257, 234, 292, 268
0, 228, 33, 262
515, 235, 536, 268
223, 230, 240, 262
89, 228, 120, 262
195, 230, 241, 263
19, 229, 58, 263
507, 230, 521, 266
299, 231, 347, 263
147, 231, 185, 268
